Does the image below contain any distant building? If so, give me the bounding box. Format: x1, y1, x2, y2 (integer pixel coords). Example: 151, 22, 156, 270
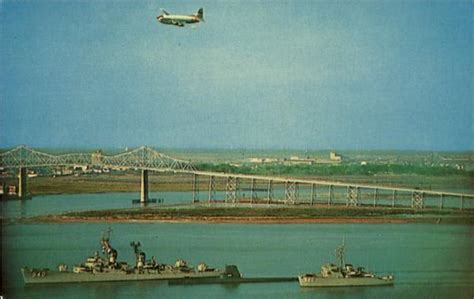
73, 164, 88, 171
330, 152, 342, 162
249, 158, 279, 164
53, 167, 74, 176
109, 166, 127, 172
314, 151, 343, 164
284, 156, 315, 165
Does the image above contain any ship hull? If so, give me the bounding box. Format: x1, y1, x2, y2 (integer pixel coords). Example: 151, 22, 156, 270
22, 267, 223, 284
298, 275, 394, 287
169, 276, 298, 285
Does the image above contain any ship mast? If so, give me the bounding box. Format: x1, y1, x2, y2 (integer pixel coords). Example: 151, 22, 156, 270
101, 227, 118, 266
130, 241, 146, 269
335, 238, 346, 269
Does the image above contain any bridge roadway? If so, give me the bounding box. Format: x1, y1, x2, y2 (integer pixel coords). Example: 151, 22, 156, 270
143, 169, 472, 210
188, 170, 473, 199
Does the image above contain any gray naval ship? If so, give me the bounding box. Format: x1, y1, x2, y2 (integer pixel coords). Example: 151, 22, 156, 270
22, 229, 223, 284
298, 241, 394, 287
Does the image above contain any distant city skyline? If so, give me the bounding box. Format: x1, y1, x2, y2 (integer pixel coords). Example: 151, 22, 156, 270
1, 1, 473, 151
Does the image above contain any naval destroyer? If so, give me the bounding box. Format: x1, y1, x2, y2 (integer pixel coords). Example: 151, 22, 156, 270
298, 241, 394, 287
22, 229, 223, 284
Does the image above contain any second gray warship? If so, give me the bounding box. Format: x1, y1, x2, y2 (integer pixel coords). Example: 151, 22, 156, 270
22, 229, 224, 284
298, 241, 394, 287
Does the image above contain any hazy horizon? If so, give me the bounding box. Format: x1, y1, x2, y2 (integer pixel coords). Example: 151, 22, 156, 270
1, 145, 473, 156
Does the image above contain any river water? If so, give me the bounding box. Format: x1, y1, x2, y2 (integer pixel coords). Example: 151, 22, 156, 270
1, 194, 473, 298
1, 191, 471, 219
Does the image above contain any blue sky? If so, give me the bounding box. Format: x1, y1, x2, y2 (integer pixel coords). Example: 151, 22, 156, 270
1, 1, 472, 150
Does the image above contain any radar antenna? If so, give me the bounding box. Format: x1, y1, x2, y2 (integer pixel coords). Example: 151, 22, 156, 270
130, 241, 142, 255
102, 226, 113, 242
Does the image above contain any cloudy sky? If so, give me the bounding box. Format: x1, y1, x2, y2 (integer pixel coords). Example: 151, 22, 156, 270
1, 1, 472, 150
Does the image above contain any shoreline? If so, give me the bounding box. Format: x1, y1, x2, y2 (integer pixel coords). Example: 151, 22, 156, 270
20, 214, 473, 225
4, 204, 472, 225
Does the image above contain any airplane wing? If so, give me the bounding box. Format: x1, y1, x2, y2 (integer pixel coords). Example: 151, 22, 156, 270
171, 20, 185, 27
160, 8, 170, 15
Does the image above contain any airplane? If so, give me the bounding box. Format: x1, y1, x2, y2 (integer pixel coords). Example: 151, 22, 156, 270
157, 8, 204, 27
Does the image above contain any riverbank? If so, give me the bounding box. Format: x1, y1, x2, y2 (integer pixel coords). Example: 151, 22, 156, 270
28, 205, 474, 225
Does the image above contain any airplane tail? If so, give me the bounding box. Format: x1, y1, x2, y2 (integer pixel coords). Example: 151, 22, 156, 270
195, 8, 204, 21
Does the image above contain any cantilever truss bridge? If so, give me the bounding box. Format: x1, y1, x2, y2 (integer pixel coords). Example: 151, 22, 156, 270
1, 145, 473, 210
0, 145, 195, 172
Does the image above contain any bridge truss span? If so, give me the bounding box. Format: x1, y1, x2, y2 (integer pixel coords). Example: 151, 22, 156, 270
0, 145, 195, 172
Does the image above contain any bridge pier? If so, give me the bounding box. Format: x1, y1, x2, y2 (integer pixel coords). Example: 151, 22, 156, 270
250, 178, 257, 203
328, 185, 333, 206
373, 188, 378, 207
411, 191, 424, 209
140, 169, 149, 204
18, 167, 28, 199
347, 186, 359, 206
267, 180, 273, 204
225, 176, 239, 203
208, 176, 216, 203
310, 184, 316, 206
192, 174, 199, 203
285, 181, 298, 204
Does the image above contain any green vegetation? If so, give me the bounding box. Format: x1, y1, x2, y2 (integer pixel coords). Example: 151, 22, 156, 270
195, 162, 469, 177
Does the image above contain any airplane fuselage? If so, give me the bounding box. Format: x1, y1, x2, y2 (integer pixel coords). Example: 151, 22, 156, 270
157, 8, 203, 27
157, 15, 200, 27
